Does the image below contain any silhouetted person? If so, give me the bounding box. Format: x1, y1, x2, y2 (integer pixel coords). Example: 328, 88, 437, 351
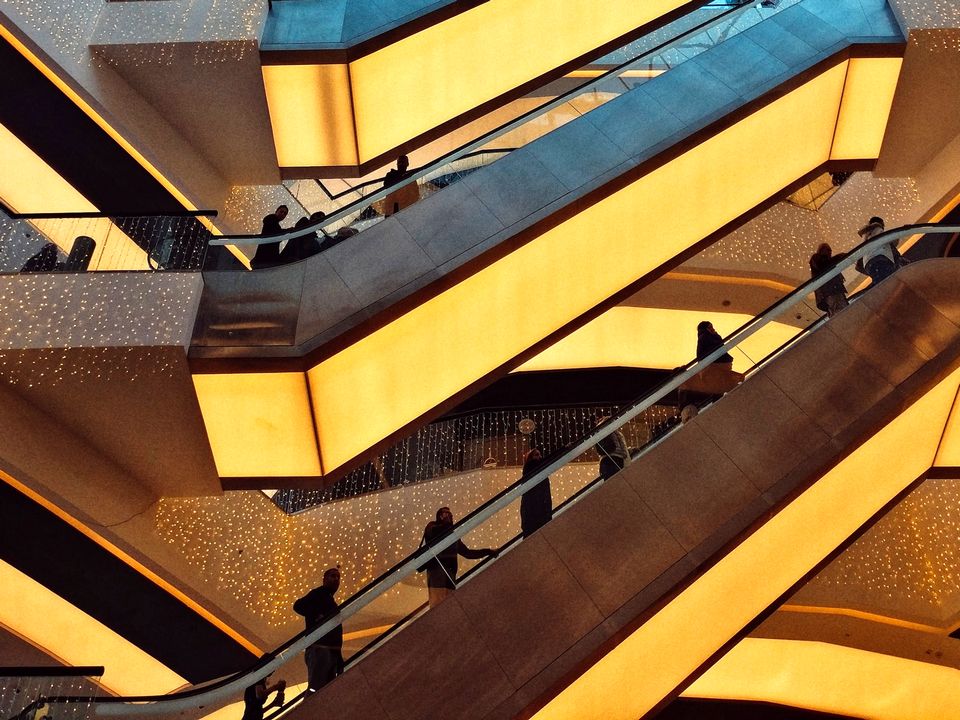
281, 212, 329, 264
855, 216, 904, 286
680, 404, 699, 424
241, 668, 285, 720
383, 155, 411, 188
519, 448, 552, 538
594, 414, 630, 479
382, 155, 418, 215
252, 205, 288, 269
20, 243, 59, 272
293, 567, 343, 692
421, 507, 496, 607
696, 321, 734, 367
810, 243, 848, 316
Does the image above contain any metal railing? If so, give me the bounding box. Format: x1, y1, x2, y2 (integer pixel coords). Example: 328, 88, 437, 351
208, 0, 771, 261
43, 223, 959, 717
0, 211, 217, 274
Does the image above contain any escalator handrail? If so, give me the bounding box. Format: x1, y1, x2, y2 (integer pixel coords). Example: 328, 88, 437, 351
314, 148, 518, 203
207, 0, 754, 249
68, 223, 960, 715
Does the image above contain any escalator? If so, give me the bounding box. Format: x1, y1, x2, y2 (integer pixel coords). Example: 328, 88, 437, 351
48, 232, 960, 720
259, 0, 742, 175
191, 0, 907, 486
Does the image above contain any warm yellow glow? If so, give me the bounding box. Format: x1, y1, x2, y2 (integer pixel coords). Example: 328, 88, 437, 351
933, 385, 960, 466
350, 0, 686, 161
0, 27, 212, 233
0, 469, 263, 657
351, 0, 690, 161
683, 638, 960, 719
0, 559, 186, 695
264, 0, 686, 167
663, 271, 795, 293
830, 56, 903, 160
0, 122, 156, 270
261, 64, 359, 167
515, 308, 800, 373
0, 122, 96, 213
777, 604, 947, 635
193, 373, 322, 477
308, 61, 850, 472
531, 367, 960, 720
566, 69, 665, 78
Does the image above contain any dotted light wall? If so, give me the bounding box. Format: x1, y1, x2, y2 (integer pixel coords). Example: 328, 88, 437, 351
792, 478, 960, 627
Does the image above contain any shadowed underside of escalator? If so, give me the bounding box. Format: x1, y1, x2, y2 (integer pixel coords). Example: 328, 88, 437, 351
276, 259, 960, 720
191, 1, 906, 487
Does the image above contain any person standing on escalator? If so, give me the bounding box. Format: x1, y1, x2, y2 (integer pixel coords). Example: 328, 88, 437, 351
809, 243, 848, 317
252, 205, 289, 270
519, 448, 552, 538
421, 507, 497, 608
855, 216, 906, 287
696, 321, 735, 367
594, 414, 631, 480
293, 567, 344, 693
241, 669, 285, 720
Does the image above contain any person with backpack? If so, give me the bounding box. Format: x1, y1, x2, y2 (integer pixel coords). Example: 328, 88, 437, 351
855, 216, 906, 286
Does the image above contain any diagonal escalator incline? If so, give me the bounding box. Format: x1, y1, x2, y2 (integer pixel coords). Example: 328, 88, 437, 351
273, 257, 960, 720
193, 0, 906, 484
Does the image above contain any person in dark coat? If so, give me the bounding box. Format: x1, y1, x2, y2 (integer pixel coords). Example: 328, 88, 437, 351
809, 243, 848, 316
281, 212, 330, 264
519, 448, 552, 538
696, 321, 734, 366
252, 205, 288, 269
422, 507, 496, 608
293, 567, 343, 692
241, 669, 285, 720
383, 155, 411, 188
594, 413, 630, 479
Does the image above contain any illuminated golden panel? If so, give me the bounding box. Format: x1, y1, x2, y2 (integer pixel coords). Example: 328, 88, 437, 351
348, 0, 686, 163
515, 308, 800, 374
0, 28, 214, 235
0, 469, 262, 657
831, 56, 903, 160
566, 69, 664, 79
261, 63, 358, 168
192, 373, 321, 477
0, 122, 96, 213
684, 638, 960, 719
778, 604, 946, 635
0, 121, 153, 270
0, 559, 186, 695
308, 62, 848, 472
532, 367, 960, 720
933, 385, 960, 466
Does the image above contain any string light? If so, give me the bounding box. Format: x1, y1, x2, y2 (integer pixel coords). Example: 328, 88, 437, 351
794, 479, 960, 624
153, 404, 673, 634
